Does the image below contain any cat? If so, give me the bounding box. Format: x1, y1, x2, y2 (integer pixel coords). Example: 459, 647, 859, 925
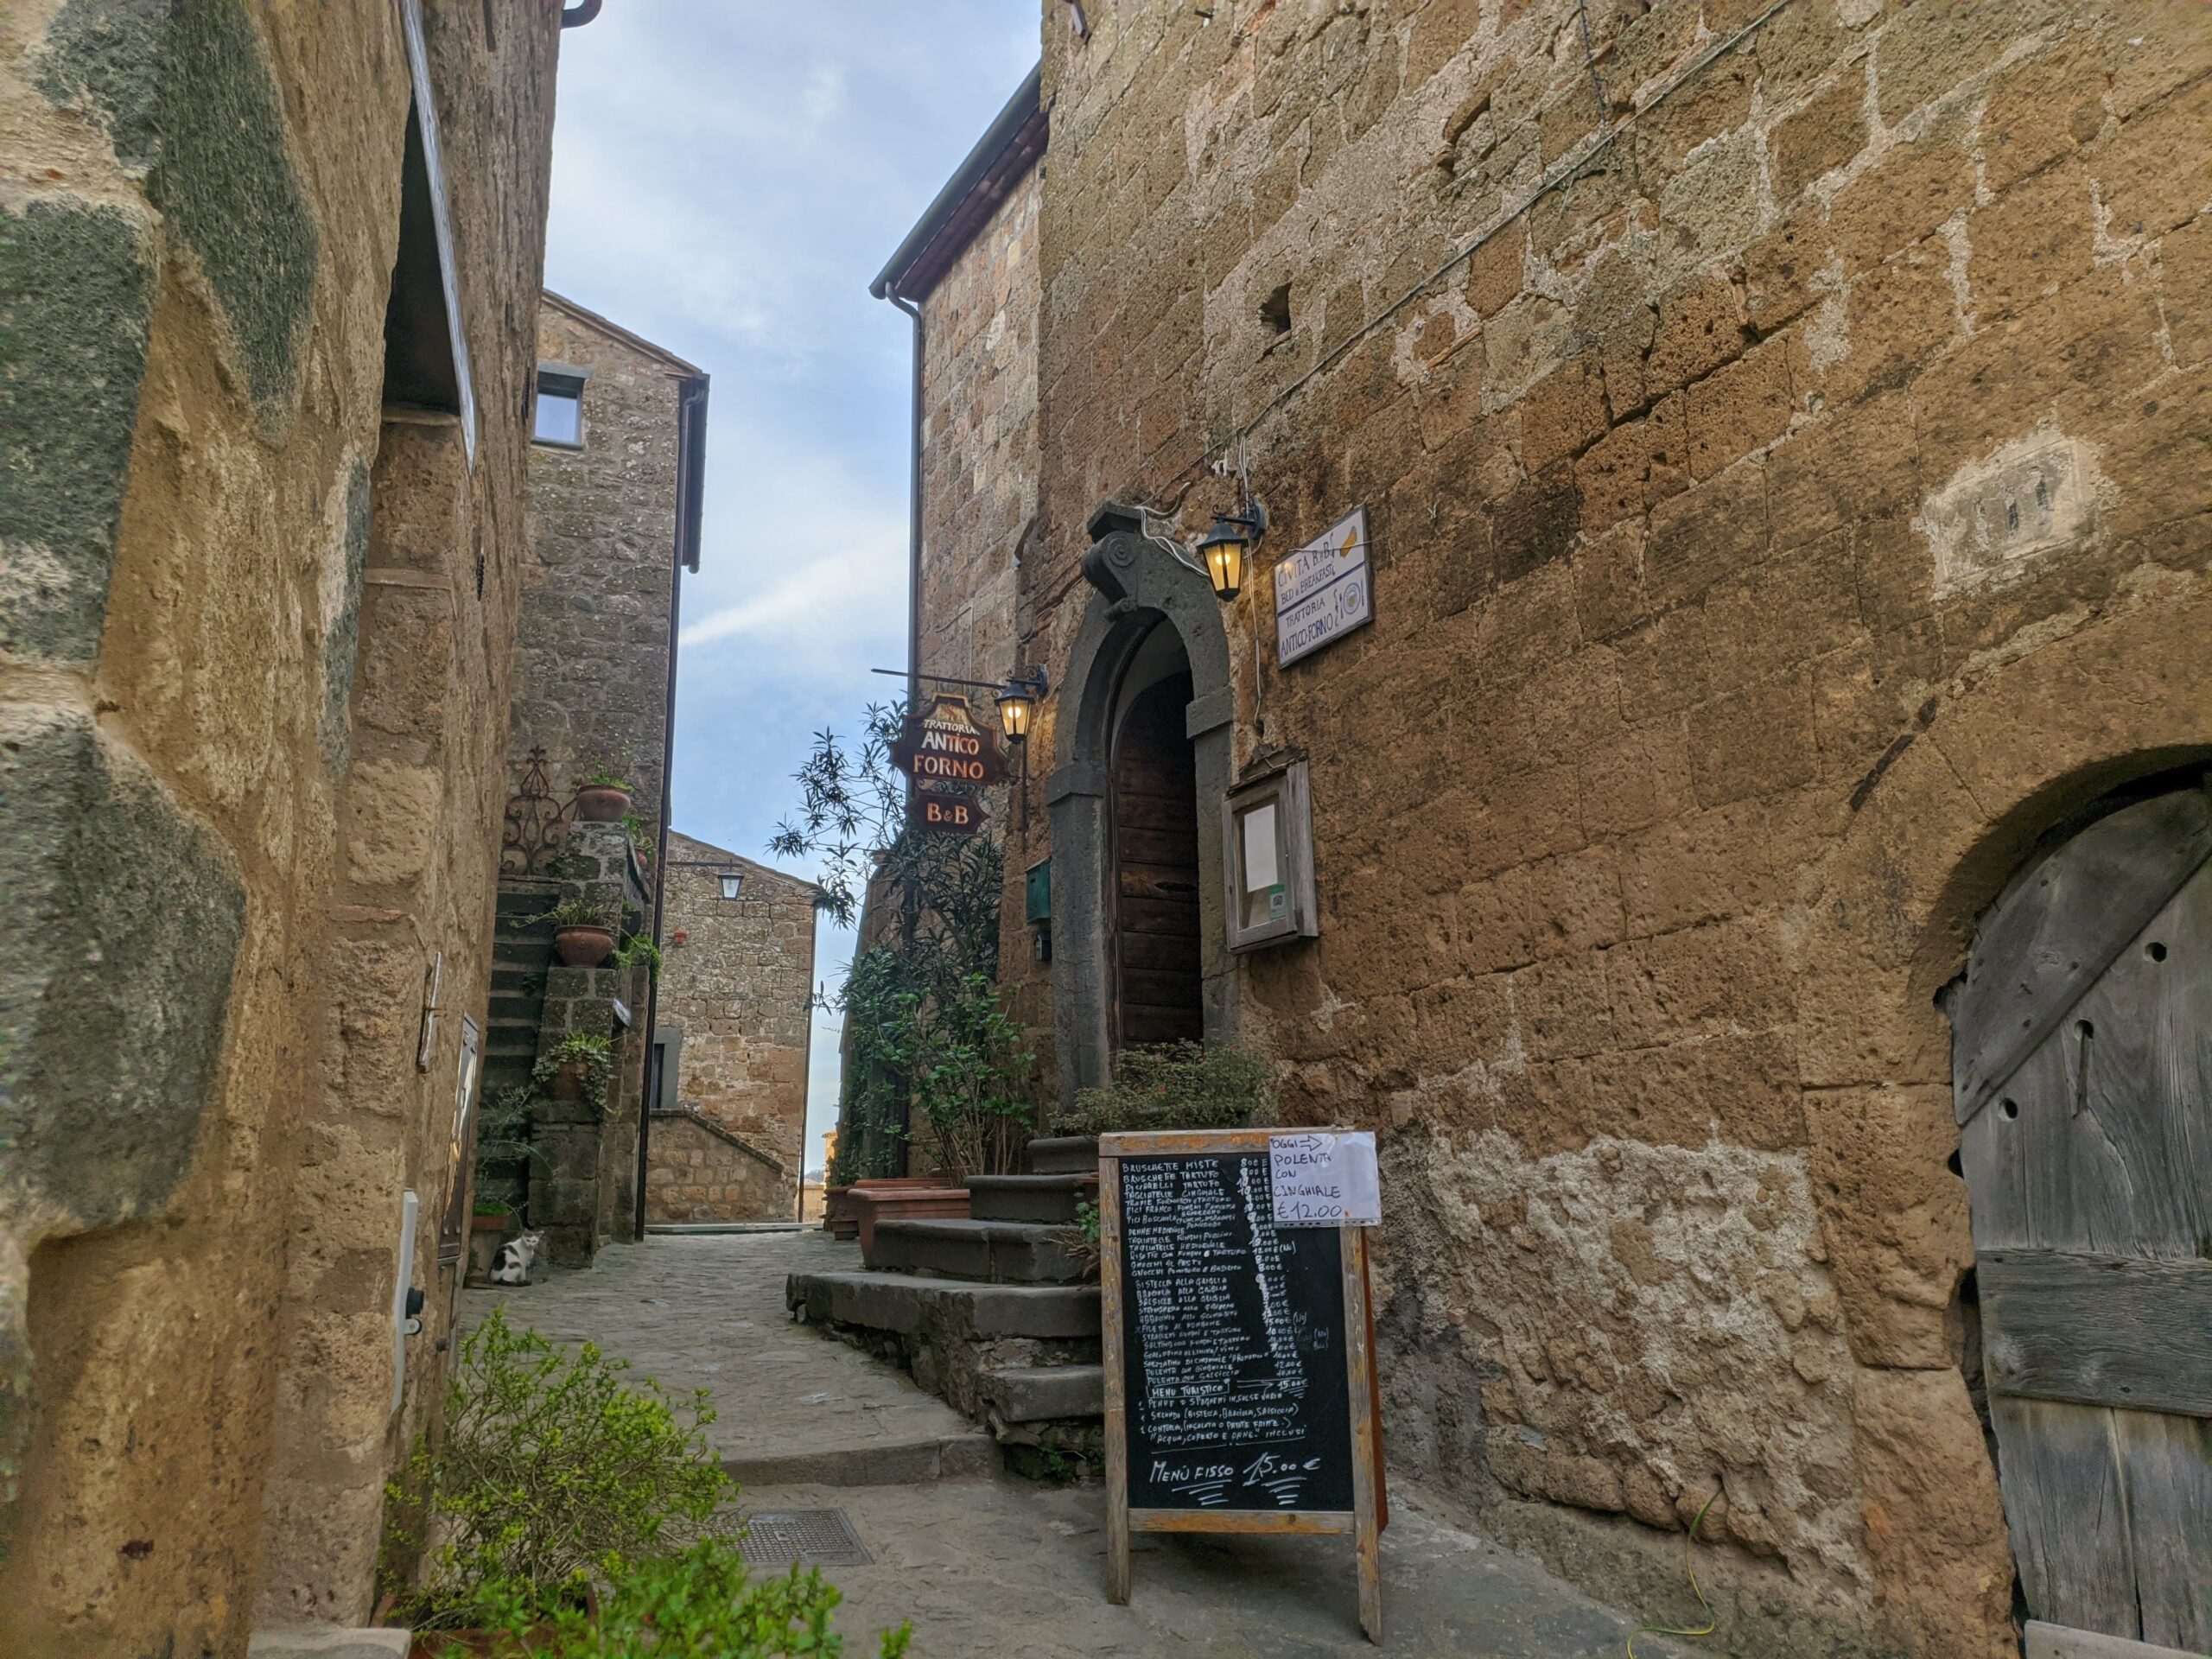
490, 1229, 543, 1286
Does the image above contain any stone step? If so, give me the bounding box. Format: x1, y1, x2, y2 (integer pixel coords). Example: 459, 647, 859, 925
720, 1432, 995, 1489
868, 1218, 1086, 1285
788, 1268, 1100, 1341
1025, 1135, 1100, 1175
965, 1173, 1096, 1224
977, 1363, 1104, 1424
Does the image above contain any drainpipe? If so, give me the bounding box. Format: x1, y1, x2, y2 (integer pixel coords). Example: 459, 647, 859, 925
887, 289, 924, 715
883, 287, 923, 1179
634, 371, 709, 1238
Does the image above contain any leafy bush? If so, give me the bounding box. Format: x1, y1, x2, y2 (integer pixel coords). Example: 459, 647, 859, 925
1058, 1041, 1273, 1138
612, 931, 662, 976
465, 1539, 912, 1658
583, 766, 633, 791
899, 973, 1033, 1181
381, 1311, 732, 1628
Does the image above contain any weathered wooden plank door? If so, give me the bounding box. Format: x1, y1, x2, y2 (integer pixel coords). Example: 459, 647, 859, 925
1110, 671, 1203, 1048
1951, 786, 2212, 1656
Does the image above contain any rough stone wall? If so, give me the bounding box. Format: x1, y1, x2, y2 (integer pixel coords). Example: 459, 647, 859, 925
644, 1109, 793, 1223
997, 3, 2212, 1655
0, 0, 561, 1649
509, 296, 690, 834
917, 164, 1043, 691
652, 832, 818, 1218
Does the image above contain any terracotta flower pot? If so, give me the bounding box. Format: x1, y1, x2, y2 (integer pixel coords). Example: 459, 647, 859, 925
554, 923, 614, 966
471, 1212, 511, 1233
545, 1058, 589, 1102
574, 785, 632, 823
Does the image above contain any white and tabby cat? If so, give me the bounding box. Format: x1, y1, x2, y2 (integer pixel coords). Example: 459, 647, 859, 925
489, 1229, 543, 1286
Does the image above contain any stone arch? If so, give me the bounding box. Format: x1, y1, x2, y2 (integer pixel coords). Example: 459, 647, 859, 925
1046, 505, 1237, 1105
1791, 593, 2212, 1650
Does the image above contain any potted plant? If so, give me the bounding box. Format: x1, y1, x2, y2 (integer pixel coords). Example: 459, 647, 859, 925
471, 1193, 512, 1232
533, 899, 619, 966
533, 1033, 614, 1114
574, 766, 633, 823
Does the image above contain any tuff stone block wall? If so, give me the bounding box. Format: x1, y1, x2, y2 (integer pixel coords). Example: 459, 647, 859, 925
0, 0, 561, 1647
992, 3, 2212, 1655
644, 1108, 793, 1223
508, 295, 695, 835
916, 165, 1043, 691
650, 833, 818, 1219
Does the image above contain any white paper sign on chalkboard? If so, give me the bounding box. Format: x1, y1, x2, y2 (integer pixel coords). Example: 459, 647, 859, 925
1270, 1131, 1381, 1227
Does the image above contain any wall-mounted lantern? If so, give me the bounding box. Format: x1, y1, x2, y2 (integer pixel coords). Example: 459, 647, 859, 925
995, 667, 1050, 744
719, 872, 744, 899
1196, 501, 1266, 601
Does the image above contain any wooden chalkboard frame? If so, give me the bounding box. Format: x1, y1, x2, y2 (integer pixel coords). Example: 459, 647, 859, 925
1099, 1128, 1384, 1643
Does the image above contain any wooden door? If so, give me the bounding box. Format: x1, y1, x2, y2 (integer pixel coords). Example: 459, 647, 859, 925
1111, 673, 1203, 1047
1950, 787, 2212, 1654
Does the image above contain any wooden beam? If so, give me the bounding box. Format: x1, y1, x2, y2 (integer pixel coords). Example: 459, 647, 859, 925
2024, 1619, 2212, 1659
1980, 1249, 2212, 1417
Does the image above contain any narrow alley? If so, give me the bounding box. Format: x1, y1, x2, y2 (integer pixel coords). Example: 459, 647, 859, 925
464, 1233, 1690, 1659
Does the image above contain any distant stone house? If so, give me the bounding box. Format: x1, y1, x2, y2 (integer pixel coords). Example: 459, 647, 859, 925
646, 834, 821, 1223
487, 291, 708, 1262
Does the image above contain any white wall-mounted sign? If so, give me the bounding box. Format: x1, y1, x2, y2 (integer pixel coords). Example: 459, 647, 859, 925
1269, 1129, 1381, 1226
1274, 506, 1371, 667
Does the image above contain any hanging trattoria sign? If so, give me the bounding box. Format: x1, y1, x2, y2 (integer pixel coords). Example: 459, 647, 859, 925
890, 694, 1010, 788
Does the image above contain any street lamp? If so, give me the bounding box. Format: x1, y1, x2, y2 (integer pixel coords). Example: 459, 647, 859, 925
995, 668, 1048, 744
719, 872, 743, 899
1196, 502, 1266, 601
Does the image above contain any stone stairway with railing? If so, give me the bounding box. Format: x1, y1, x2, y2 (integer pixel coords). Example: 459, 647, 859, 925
786, 1136, 1106, 1471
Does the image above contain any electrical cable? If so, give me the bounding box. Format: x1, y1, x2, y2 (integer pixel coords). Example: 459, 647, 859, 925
1628, 1489, 1721, 1657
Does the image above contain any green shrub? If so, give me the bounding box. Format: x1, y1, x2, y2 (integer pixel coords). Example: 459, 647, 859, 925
900, 973, 1033, 1180
467, 1539, 911, 1658
380, 1311, 733, 1627
1057, 1041, 1272, 1138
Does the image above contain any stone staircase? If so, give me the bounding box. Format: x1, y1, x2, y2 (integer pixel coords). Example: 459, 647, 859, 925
787, 1137, 1104, 1473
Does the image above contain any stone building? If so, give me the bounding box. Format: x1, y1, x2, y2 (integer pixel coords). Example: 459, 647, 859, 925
486, 293, 708, 1262
645, 834, 822, 1223
896, 4, 2212, 1656
873, 67, 1047, 702
0, 0, 588, 1649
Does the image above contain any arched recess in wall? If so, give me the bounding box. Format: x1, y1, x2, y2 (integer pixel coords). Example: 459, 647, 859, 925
1046, 506, 1236, 1108
1791, 590, 2212, 1645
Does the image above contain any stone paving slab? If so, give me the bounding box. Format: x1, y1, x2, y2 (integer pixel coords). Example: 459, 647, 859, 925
459, 1233, 990, 1485
740, 1475, 1689, 1658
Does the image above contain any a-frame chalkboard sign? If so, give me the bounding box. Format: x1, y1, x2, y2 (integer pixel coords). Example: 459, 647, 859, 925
1099, 1128, 1385, 1643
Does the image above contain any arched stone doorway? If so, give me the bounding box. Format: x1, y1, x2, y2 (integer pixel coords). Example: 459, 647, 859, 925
1046, 505, 1236, 1106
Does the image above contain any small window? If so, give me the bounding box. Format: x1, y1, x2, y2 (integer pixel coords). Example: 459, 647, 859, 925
532, 366, 586, 448
1222, 761, 1318, 952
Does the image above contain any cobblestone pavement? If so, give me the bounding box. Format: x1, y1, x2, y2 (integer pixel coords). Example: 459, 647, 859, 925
459, 1230, 989, 1482
463, 1233, 1684, 1658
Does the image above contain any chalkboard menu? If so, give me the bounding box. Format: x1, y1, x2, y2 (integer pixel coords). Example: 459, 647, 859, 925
1098, 1128, 1384, 1644
1119, 1151, 1354, 1512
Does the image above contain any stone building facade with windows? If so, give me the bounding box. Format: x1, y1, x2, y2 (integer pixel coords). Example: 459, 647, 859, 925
645, 834, 822, 1224
897, 3, 2212, 1656
484, 293, 708, 1262
0, 0, 581, 1649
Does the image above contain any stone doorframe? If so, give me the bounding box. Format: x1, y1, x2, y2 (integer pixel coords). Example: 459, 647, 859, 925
1046, 504, 1238, 1106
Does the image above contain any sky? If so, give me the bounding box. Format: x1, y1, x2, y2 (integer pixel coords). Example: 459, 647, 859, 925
543, 3, 1039, 1176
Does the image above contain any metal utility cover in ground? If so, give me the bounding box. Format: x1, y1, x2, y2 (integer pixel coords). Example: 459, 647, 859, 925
740, 1510, 873, 1569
